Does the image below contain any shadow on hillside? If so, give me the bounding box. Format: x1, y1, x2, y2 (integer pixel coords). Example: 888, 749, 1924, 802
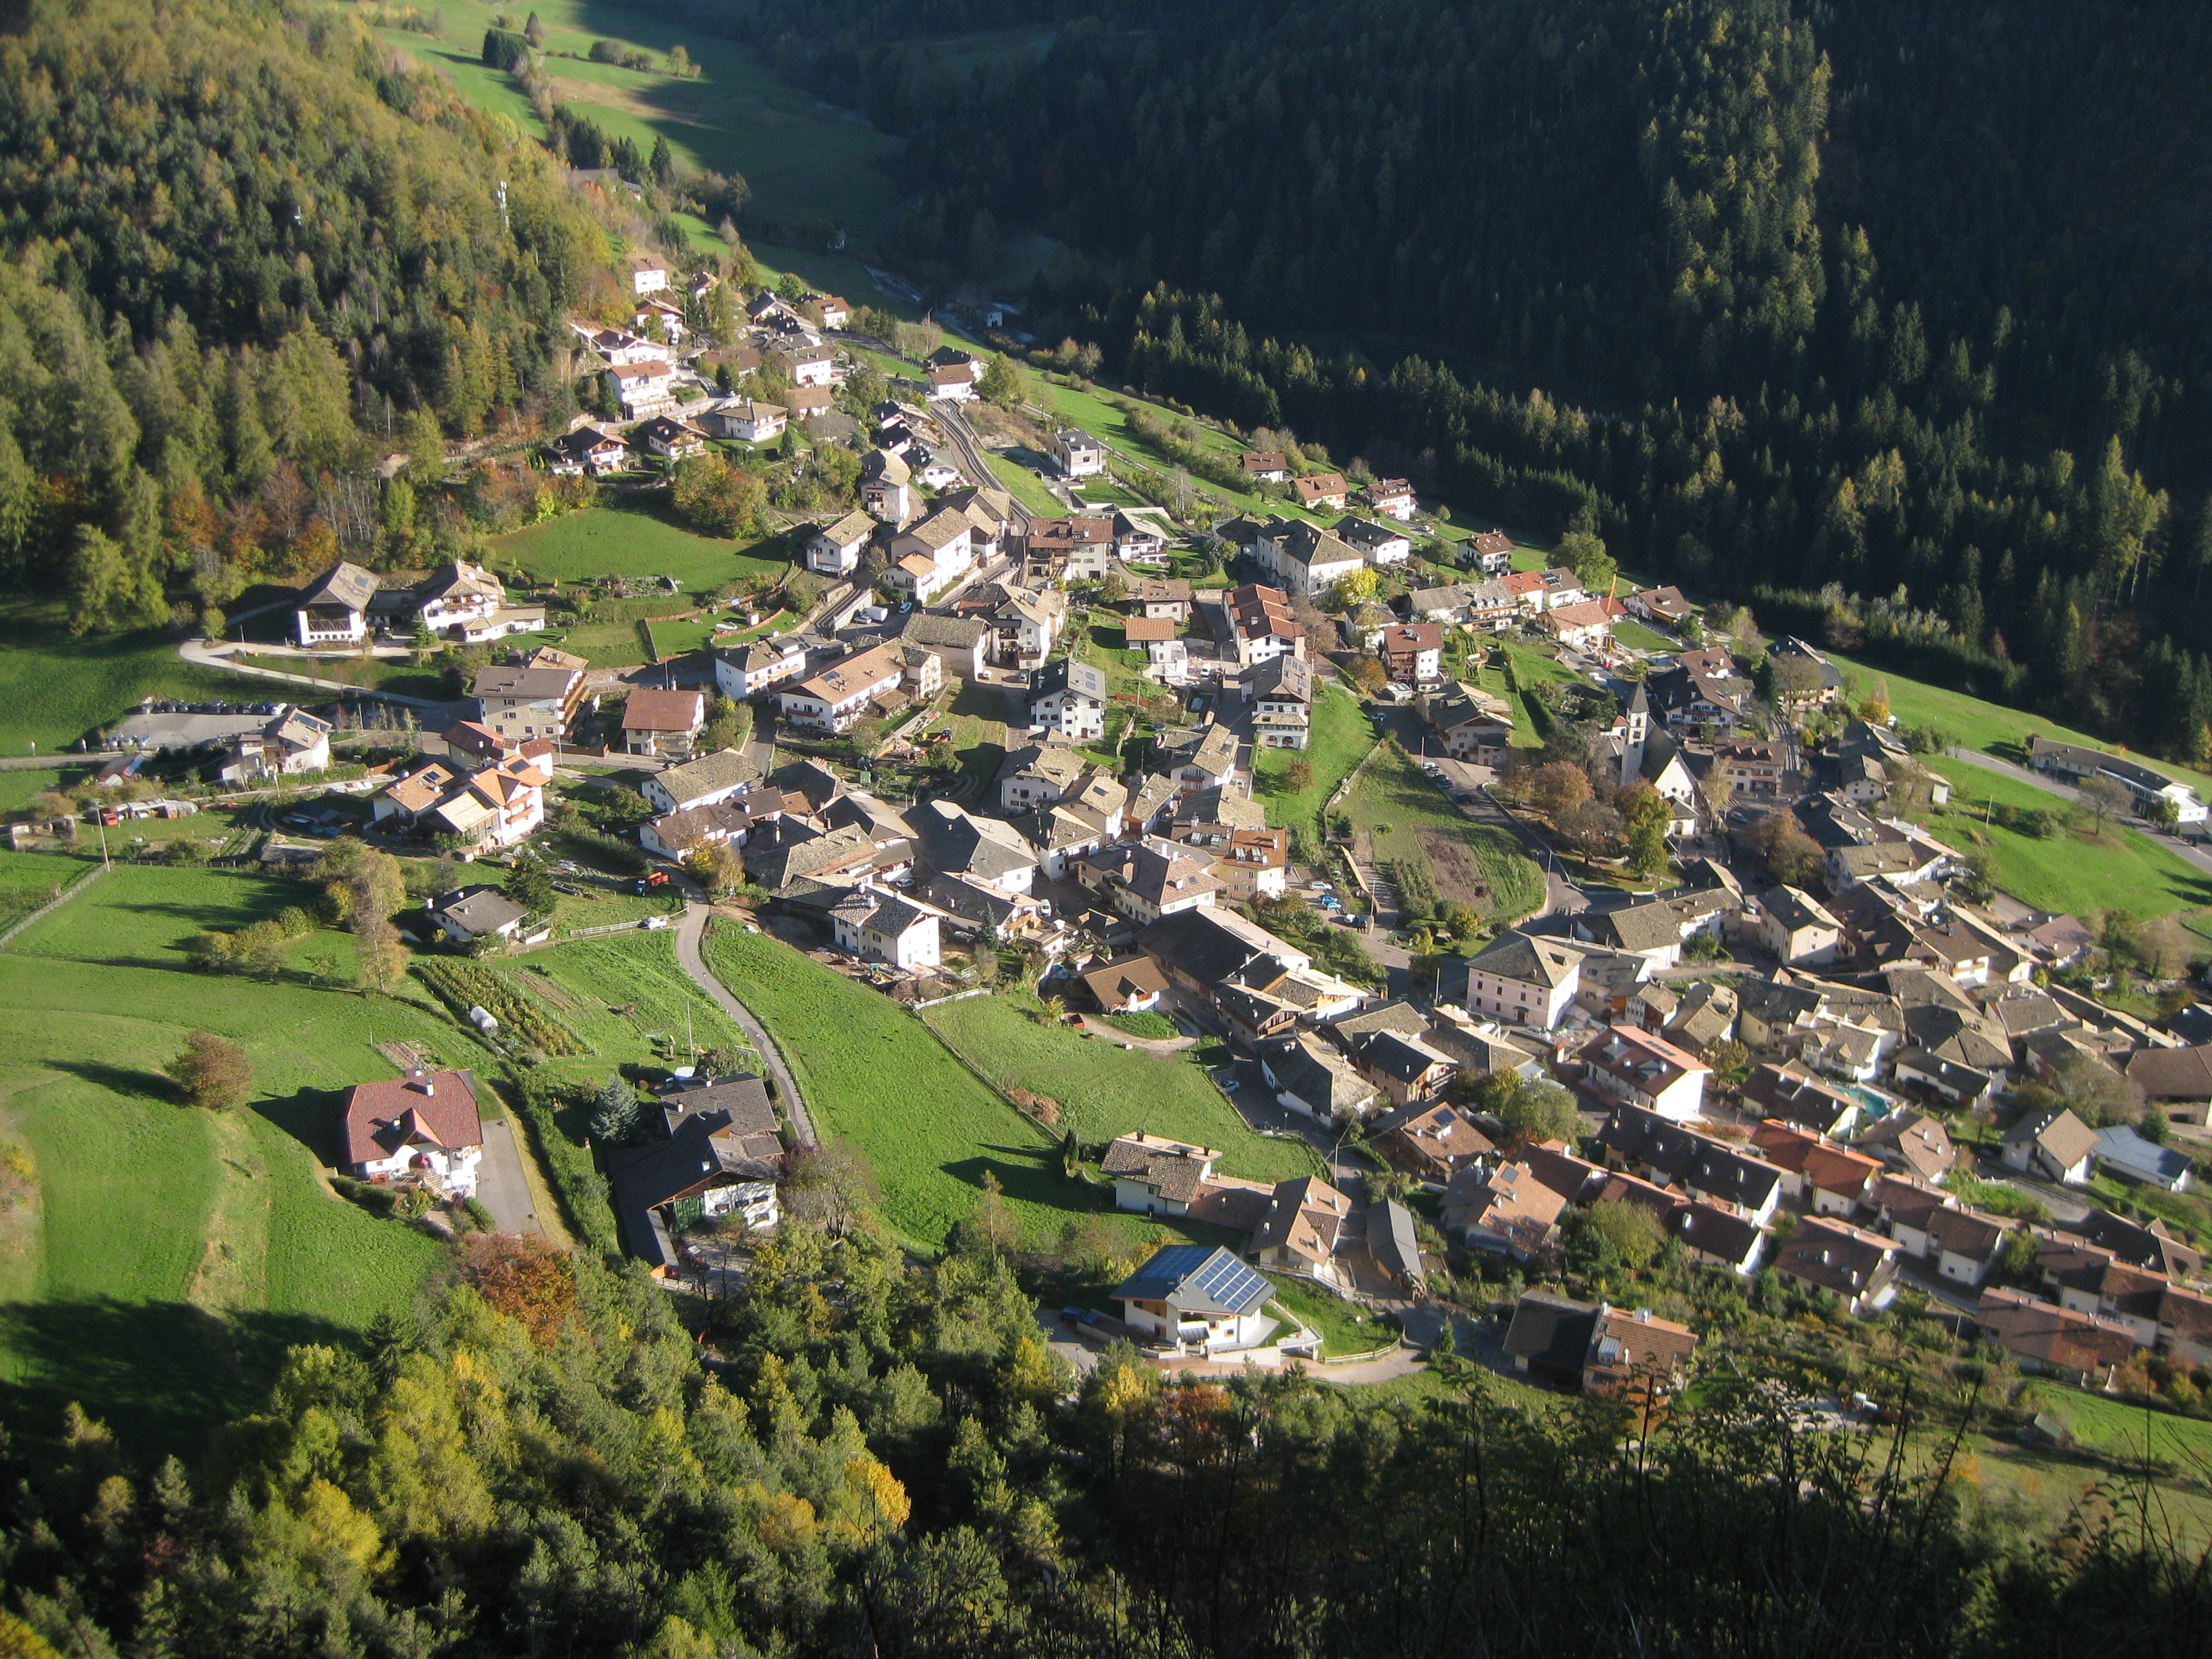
46, 1059, 175, 1105
0, 1297, 356, 1460
947, 1145, 1075, 1214
254, 1086, 349, 1171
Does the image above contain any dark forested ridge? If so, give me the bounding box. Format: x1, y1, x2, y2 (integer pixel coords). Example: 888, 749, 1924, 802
766, 0, 2212, 761
0, 0, 605, 632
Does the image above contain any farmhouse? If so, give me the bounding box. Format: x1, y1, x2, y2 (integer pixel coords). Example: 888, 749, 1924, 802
544, 426, 632, 476
1030, 659, 1109, 741
1103, 1132, 1222, 1218
472, 663, 585, 745
829, 887, 941, 970
716, 636, 811, 700
340, 1069, 483, 1198
295, 560, 379, 646
607, 1077, 785, 1273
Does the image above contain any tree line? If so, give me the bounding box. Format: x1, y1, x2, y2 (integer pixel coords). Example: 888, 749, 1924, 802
0, 1204, 2204, 1656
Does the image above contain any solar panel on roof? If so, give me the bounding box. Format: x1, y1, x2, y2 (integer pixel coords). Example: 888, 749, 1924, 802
1189, 1248, 1271, 1314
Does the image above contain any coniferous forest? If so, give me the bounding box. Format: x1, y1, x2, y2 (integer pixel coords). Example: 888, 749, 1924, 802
754, 0, 2212, 760
0, 0, 605, 633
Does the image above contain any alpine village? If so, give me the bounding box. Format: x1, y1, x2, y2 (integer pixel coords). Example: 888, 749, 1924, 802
0, 1, 2206, 1654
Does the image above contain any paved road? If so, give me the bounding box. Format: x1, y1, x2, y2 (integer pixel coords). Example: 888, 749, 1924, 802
672, 902, 819, 1148
932, 399, 1035, 535
474, 1118, 545, 1237
178, 636, 457, 714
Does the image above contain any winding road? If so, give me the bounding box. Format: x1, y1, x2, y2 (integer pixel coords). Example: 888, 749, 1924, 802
672, 902, 818, 1149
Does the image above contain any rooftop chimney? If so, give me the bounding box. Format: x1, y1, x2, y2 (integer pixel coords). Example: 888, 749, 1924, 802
406, 1067, 435, 1097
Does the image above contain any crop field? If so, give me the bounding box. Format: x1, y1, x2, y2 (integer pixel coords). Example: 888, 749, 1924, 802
384, 0, 903, 240
1342, 743, 1544, 921
701, 923, 1210, 1254
490, 504, 789, 593
922, 993, 1323, 1184
0, 602, 250, 757
518, 933, 746, 1085
1921, 758, 2212, 919
1254, 682, 1374, 843
0, 895, 466, 1457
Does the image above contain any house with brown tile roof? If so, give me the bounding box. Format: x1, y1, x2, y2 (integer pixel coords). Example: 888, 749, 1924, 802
619, 689, 706, 759
1770, 1216, 1900, 1315
340, 1069, 483, 1197
1975, 1287, 2137, 1384
1444, 1159, 1568, 1262
1248, 1175, 1355, 1286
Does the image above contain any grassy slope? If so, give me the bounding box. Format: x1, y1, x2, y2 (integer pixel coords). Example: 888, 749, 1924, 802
518, 933, 745, 1088
1921, 758, 2212, 918
0, 861, 469, 1454
382, 1, 902, 238
489, 504, 789, 592
0, 602, 255, 757
1342, 742, 1546, 921
699, 922, 1219, 1256
1829, 647, 2212, 799
1254, 682, 1374, 838
922, 992, 1322, 1184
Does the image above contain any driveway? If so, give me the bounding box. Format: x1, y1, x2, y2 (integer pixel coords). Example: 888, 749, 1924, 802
672, 903, 819, 1148
474, 1118, 544, 1237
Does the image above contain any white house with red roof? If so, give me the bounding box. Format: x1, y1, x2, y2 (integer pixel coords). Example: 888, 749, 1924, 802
341, 1069, 485, 1197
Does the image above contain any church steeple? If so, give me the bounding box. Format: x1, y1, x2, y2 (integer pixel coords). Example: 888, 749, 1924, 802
1620, 678, 1649, 785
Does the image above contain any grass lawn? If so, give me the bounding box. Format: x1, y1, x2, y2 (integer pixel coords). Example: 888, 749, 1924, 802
0, 861, 477, 1458
701, 922, 1215, 1256
984, 451, 1065, 518
1921, 758, 2212, 918
383, 1, 903, 239
1472, 661, 1542, 750
0, 851, 79, 931
544, 619, 652, 668
1265, 1273, 1398, 1357
233, 653, 454, 700
937, 680, 1011, 803
490, 504, 789, 593
1254, 682, 1374, 842
921, 992, 1322, 1185
1502, 638, 1584, 691
1829, 647, 2212, 801
0, 768, 81, 817
1342, 742, 1545, 922
2017, 1383, 2212, 1469
1612, 618, 1677, 655
0, 602, 254, 757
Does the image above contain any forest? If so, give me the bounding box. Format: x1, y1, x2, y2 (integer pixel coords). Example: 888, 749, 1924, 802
0, 0, 609, 632
0, 1215, 2203, 1659
734, 0, 2212, 763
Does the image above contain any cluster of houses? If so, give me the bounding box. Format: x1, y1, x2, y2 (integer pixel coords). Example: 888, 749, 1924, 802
542, 264, 861, 469
293, 558, 544, 649
333, 1061, 785, 1276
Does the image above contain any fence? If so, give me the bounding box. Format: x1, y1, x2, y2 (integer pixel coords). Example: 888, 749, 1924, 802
0, 863, 106, 949
910, 986, 994, 1011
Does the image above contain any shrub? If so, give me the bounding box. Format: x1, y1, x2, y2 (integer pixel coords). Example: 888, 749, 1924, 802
165, 1029, 253, 1110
